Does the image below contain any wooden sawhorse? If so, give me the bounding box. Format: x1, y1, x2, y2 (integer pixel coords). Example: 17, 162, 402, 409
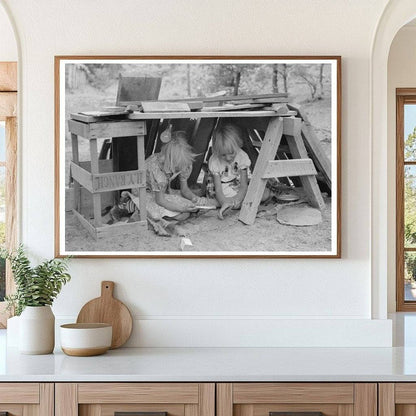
239, 115, 325, 225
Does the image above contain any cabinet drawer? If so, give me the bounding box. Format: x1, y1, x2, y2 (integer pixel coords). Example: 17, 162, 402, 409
0, 383, 53, 416
217, 383, 376, 416
56, 383, 215, 416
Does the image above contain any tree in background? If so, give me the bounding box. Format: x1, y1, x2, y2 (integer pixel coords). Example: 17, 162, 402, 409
404, 127, 416, 281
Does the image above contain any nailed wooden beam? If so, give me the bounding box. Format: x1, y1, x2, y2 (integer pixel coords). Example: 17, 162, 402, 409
287, 103, 331, 187
262, 159, 317, 179
0, 62, 17, 92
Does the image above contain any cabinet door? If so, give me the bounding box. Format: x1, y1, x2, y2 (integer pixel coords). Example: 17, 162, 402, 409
0, 383, 53, 416
217, 383, 377, 416
56, 383, 215, 416
379, 383, 416, 416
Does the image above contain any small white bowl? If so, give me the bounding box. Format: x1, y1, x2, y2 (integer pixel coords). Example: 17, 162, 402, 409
60, 323, 112, 357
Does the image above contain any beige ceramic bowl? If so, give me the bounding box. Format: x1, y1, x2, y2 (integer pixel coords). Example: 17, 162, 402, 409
60, 323, 112, 357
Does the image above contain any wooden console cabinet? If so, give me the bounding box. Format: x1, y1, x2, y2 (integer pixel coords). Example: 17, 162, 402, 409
0, 383, 53, 416
0, 382, 406, 416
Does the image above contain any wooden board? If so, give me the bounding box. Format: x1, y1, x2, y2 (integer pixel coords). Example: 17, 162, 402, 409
77, 281, 133, 348
128, 110, 277, 120
142, 101, 190, 113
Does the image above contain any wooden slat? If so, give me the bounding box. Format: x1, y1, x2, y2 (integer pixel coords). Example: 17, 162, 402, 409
136, 135, 147, 221
91, 169, 146, 193
239, 117, 284, 225
188, 118, 216, 185
96, 220, 147, 239
128, 110, 278, 120
0, 92, 16, 119
395, 383, 416, 403
55, 383, 78, 416
217, 383, 233, 416
262, 159, 317, 178
379, 384, 395, 416
39, 384, 54, 416
0, 383, 39, 404
354, 384, 377, 416
142, 101, 190, 113
89, 120, 146, 139
68, 119, 90, 137
202, 103, 265, 112
288, 104, 331, 186
78, 383, 199, 404
232, 383, 354, 404
287, 132, 325, 210
0, 62, 17, 91
71, 162, 93, 192
72, 209, 98, 239
119, 93, 288, 106
199, 384, 215, 416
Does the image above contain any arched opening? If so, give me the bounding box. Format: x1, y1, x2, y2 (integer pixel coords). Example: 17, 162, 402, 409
371, 0, 416, 320
0, 0, 19, 327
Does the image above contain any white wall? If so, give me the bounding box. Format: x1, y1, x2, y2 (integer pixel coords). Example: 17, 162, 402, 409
0, 3, 16, 61
387, 25, 416, 312
0, 0, 393, 346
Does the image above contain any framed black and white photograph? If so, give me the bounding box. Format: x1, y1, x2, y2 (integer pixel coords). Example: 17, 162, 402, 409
55, 56, 341, 258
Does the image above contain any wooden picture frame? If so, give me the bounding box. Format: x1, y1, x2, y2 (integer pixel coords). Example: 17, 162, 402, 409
55, 56, 341, 258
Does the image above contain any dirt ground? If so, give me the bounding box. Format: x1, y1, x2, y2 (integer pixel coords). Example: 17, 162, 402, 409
65, 192, 332, 253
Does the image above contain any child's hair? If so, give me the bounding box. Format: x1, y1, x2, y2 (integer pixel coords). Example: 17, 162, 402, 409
212, 123, 243, 157
160, 131, 196, 173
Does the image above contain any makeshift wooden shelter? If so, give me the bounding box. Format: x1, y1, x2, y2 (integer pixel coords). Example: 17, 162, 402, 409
68, 79, 331, 239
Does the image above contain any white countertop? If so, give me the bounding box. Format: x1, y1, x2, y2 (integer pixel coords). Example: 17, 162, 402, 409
2, 328, 416, 382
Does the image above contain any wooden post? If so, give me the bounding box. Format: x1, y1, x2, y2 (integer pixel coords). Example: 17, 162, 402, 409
137, 134, 147, 221
239, 117, 284, 225
71, 133, 81, 211
89, 138, 102, 227
286, 130, 325, 210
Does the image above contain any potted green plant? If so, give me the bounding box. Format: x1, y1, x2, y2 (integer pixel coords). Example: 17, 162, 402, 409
1, 245, 71, 354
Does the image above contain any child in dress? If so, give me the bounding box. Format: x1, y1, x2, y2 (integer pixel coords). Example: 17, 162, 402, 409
208, 123, 272, 219
145, 131, 201, 223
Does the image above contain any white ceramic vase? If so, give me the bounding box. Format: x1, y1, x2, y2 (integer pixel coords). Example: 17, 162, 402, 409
19, 306, 55, 354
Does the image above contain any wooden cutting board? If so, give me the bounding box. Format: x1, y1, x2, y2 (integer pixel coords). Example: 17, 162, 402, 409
76, 281, 133, 349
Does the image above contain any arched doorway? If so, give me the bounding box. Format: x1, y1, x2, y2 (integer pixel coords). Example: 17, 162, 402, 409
371, 0, 416, 319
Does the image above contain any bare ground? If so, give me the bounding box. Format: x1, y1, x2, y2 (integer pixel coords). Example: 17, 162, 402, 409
65, 193, 332, 253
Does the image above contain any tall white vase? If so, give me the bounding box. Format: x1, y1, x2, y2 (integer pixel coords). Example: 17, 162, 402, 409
19, 306, 55, 354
